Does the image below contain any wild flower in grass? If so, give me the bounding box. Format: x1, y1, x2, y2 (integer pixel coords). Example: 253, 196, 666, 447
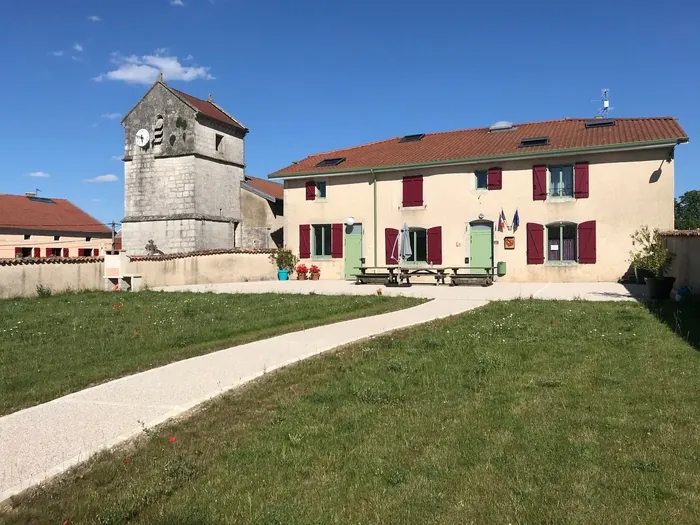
123, 457, 131, 464
169, 436, 176, 443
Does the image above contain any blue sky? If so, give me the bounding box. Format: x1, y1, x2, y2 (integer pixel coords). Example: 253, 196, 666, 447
1, 0, 698, 226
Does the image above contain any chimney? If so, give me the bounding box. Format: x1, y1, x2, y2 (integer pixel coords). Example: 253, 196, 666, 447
158, 71, 164, 82
207, 93, 213, 102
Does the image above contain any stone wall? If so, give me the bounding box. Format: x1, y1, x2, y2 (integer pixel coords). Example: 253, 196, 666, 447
0, 250, 277, 298
662, 231, 700, 292
240, 189, 284, 249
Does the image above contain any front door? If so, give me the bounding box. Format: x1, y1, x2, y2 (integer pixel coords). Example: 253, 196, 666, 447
344, 223, 363, 280
469, 222, 493, 274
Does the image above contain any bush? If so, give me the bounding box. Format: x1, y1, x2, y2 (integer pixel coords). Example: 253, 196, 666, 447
630, 226, 674, 278
269, 249, 299, 271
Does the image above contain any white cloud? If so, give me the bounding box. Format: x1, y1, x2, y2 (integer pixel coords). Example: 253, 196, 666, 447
74, 43, 83, 52
101, 112, 122, 120
88, 15, 101, 22
51, 50, 64, 57
93, 50, 213, 84
29, 171, 50, 178
170, 0, 185, 5
85, 174, 119, 183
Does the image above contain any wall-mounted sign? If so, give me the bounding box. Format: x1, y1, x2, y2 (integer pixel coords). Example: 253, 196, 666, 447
504, 236, 515, 250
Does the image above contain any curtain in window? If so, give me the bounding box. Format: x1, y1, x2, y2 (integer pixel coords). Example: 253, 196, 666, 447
561, 166, 574, 197
549, 168, 562, 197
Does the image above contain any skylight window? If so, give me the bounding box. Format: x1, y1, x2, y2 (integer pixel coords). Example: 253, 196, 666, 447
315, 157, 346, 168
585, 118, 615, 129
519, 136, 550, 148
27, 196, 56, 204
399, 134, 425, 143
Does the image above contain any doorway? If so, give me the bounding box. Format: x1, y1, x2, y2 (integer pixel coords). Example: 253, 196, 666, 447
469, 221, 493, 274
344, 223, 363, 280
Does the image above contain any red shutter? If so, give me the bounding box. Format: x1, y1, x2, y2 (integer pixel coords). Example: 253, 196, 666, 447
533, 165, 547, 201
487, 167, 502, 190
15, 247, 22, 257
331, 223, 343, 258
385, 228, 399, 264
63, 248, 69, 257
427, 226, 443, 265
578, 221, 597, 264
402, 176, 423, 207
78, 249, 84, 257
574, 162, 589, 199
526, 223, 544, 264
33, 248, 41, 258
46, 248, 52, 257
299, 224, 311, 258
305, 181, 316, 201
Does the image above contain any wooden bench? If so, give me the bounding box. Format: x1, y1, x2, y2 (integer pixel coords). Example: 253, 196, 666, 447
355, 273, 393, 285
448, 266, 495, 287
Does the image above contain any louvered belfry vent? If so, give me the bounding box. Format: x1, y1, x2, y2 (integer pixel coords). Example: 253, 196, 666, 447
153, 115, 164, 146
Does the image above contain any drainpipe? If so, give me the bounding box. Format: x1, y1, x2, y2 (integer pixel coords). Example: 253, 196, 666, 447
371, 168, 378, 267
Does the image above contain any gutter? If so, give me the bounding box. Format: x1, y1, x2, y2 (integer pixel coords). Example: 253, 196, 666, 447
371, 168, 377, 267
269, 138, 686, 180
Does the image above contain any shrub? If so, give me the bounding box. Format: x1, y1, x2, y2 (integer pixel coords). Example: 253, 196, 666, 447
630, 226, 674, 278
36, 284, 52, 297
268, 249, 299, 271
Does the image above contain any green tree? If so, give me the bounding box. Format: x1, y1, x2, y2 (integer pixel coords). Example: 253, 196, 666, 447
674, 190, 700, 230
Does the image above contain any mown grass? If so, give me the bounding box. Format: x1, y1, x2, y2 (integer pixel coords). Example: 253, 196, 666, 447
4, 299, 700, 524
0, 291, 421, 415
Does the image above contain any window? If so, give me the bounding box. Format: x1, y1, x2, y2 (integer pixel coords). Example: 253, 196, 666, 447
585, 118, 615, 129
85, 237, 92, 242
547, 223, 577, 262
315, 157, 346, 168
406, 228, 427, 263
519, 136, 550, 147
154, 115, 164, 145
54, 236, 60, 241
475, 170, 488, 190
549, 165, 574, 198
24, 234, 31, 240
312, 224, 332, 257
215, 134, 223, 152
15, 247, 32, 258
399, 134, 425, 143
316, 181, 327, 199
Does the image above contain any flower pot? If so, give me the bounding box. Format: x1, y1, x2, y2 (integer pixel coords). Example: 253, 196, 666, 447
298, 273, 308, 280
645, 276, 676, 300
277, 269, 289, 281
310, 272, 320, 281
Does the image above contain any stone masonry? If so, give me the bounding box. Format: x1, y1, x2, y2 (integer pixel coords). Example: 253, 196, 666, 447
121, 79, 247, 255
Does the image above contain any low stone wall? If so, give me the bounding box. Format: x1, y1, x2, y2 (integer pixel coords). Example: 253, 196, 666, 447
662, 230, 700, 292
0, 250, 277, 298
130, 250, 276, 288
0, 258, 104, 298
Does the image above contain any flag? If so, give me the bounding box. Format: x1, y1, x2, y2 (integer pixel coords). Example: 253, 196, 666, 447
512, 209, 520, 232
498, 209, 506, 232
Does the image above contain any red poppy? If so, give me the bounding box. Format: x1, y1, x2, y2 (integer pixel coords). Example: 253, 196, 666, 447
63, 521, 69, 525
169, 436, 176, 443
123, 457, 131, 464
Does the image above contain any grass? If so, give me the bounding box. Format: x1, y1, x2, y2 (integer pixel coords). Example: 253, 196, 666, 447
4, 299, 700, 524
0, 291, 421, 416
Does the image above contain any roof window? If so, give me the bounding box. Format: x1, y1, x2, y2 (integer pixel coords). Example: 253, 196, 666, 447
315, 157, 346, 168
399, 134, 425, 143
585, 118, 615, 129
519, 136, 550, 148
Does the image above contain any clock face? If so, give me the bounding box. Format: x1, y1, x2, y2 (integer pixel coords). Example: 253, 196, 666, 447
135, 129, 150, 148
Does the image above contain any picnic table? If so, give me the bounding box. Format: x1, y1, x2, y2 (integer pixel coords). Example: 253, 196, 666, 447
354, 266, 495, 286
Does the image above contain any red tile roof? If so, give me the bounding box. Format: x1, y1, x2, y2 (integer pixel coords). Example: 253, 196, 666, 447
0, 194, 112, 235
244, 176, 283, 200
271, 117, 688, 177
170, 87, 247, 132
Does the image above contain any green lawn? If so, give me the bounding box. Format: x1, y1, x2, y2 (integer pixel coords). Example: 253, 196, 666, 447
4, 299, 700, 524
0, 291, 421, 416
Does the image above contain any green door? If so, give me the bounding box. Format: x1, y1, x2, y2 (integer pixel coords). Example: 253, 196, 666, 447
469, 222, 493, 275
344, 224, 363, 280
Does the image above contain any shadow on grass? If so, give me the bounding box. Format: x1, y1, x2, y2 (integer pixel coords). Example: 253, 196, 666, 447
645, 296, 700, 352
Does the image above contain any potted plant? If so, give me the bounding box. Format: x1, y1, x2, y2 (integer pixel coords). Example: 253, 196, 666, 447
630, 226, 675, 299
309, 264, 321, 280
269, 249, 298, 281
296, 263, 309, 280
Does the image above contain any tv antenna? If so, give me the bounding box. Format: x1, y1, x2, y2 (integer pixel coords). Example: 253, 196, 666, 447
597, 89, 613, 117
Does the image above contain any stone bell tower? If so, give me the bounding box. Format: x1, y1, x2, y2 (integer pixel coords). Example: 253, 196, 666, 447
120, 73, 248, 255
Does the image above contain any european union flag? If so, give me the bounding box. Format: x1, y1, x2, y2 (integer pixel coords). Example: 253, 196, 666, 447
512, 209, 520, 232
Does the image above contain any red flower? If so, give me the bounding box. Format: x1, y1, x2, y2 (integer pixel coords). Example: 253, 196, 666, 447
309, 264, 320, 274
123, 457, 131, 464
296, 263, 308, 274
169, 436, 176, 443
63, 521, 69, 525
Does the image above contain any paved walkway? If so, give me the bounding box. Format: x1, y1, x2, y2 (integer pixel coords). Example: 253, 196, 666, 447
0, 282, 642, 501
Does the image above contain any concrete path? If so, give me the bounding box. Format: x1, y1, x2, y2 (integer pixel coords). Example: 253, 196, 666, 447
0, 281, 642, 501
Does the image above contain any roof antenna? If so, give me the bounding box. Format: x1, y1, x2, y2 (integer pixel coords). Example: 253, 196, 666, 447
597, 89, 613, 118
207, 93, 213, 102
